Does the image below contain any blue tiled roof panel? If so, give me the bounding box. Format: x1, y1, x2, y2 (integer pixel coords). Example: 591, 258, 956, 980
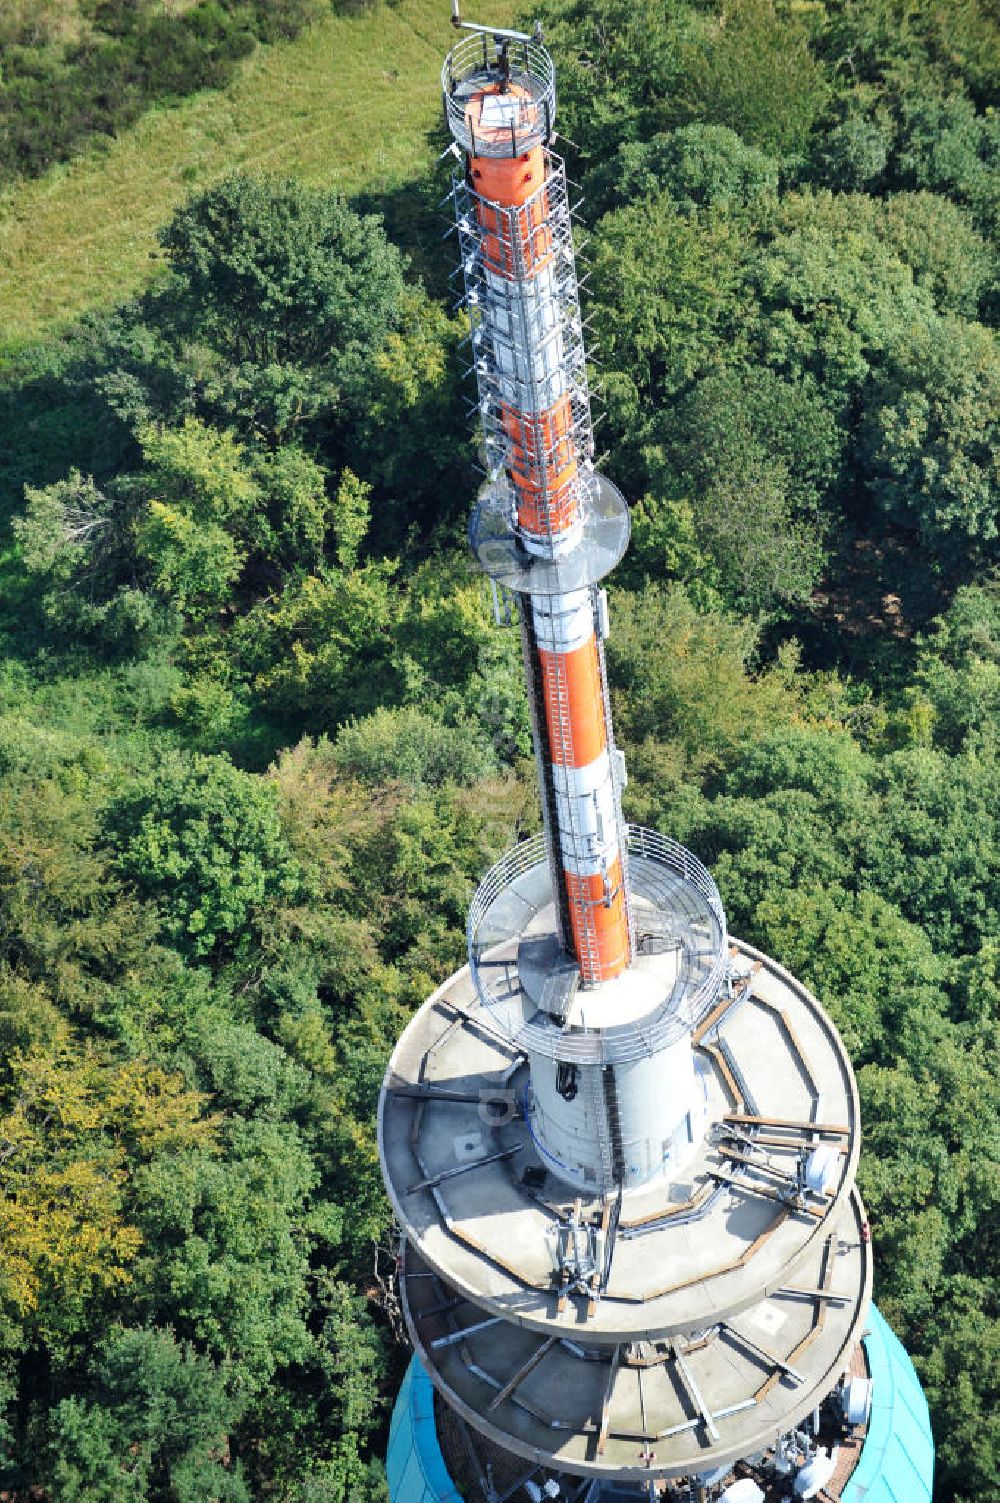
843, 1304, 934, 1503
387, 1356, 463, 1503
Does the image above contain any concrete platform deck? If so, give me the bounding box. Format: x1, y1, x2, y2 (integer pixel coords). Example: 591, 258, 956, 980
403, 1189, 871, 1480
466, 842, 728, 1064
379, 940, 862, 1342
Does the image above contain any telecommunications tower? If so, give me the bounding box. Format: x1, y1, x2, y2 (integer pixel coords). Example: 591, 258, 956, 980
379, 17, 934, 1503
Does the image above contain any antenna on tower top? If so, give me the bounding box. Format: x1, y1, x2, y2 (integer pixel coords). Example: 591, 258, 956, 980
449, 1, 542, 43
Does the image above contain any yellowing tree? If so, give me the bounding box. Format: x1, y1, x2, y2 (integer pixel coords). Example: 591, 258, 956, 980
0, 1043, 213, 1341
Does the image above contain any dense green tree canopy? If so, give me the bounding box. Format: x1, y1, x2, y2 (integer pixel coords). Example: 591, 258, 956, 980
158, 174, 405, 377
586, 122, 780, 218
109, 753, 307, 960
862, 315, 1000, 568
1, 0, 999, 1496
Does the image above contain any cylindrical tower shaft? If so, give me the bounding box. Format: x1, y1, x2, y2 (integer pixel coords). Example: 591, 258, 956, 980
456, 58, 631, 984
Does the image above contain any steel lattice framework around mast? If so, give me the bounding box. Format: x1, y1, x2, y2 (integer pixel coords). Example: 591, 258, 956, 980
454, 81, 635, 989
378, 17, 934, 1503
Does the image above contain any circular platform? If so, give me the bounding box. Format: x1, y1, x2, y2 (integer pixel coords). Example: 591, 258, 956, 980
443, 36, 556, 158
469, 473, 631, 596
401, 1186, 871, 1482
378, 939, 862, 1344
516, 921, 681, 1030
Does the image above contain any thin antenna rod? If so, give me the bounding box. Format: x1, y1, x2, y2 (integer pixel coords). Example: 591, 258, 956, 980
450, 2, 541, 43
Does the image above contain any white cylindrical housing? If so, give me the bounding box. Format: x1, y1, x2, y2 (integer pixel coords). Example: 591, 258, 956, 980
527, 1034, 704, 1193
483, 263, 565, 404
531, 588, 592, 652
549, 759, 621, 877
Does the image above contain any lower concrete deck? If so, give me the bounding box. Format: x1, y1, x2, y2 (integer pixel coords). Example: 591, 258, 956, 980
402, 1184, 870, 1480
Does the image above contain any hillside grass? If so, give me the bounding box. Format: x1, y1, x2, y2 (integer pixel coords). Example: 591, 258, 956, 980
0, 0, 514, 353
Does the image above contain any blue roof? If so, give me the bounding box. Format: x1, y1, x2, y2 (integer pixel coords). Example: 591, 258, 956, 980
387, 1355, 463, 1503
842, 1303, 935, 1503
388, 1306, 933, 1503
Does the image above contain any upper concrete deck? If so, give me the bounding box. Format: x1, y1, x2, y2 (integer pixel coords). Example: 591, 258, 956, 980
378, 939, 863, 1344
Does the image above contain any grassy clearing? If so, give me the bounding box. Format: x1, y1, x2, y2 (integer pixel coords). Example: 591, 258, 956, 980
1, 0, 205, 50
0, 0, 514, 352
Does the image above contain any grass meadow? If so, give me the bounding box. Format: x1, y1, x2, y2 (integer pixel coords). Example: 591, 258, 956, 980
0, 0, 514, 354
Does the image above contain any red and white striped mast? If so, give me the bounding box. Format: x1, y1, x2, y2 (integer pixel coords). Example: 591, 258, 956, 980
446, 7, 633, 990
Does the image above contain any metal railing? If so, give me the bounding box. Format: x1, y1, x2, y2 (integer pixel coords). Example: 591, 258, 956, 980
466, 826, 729, 1065
451, 154, 597, 554
442, 34, 556, 156
468, 830, 549, 940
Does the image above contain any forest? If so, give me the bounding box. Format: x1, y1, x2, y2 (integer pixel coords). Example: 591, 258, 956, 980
0, 0, 997, 1499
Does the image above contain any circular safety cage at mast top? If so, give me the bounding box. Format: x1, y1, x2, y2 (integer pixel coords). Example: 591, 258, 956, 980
442, 33, 556, 156
467, 825, 729, 1064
